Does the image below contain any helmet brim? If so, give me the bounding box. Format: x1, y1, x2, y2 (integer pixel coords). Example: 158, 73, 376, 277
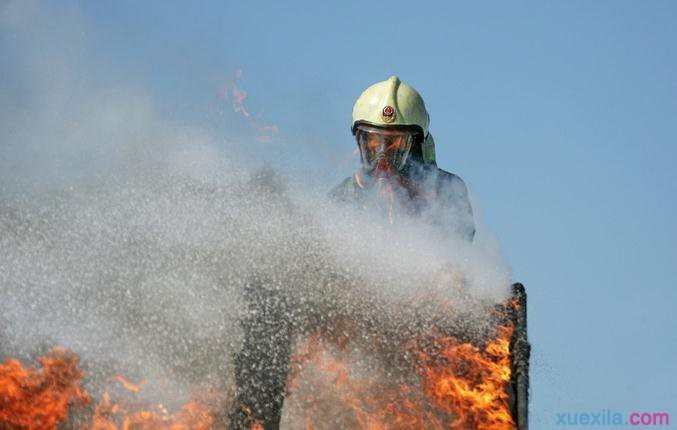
351, 121, 425, 139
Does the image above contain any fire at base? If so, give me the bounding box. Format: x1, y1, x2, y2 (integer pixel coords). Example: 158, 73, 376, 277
0, 348, 88, 429
0, 285, 529, 430
286, 326, 514, 429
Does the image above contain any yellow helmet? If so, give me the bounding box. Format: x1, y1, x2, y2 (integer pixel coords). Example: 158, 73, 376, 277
352, 76, 436, 165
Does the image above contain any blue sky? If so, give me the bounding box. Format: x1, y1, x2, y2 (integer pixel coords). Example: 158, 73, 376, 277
7, 0, 677, 426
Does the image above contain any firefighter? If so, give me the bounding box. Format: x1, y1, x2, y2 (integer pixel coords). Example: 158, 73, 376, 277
331, 75, 475, 241
228, 76, 475, 429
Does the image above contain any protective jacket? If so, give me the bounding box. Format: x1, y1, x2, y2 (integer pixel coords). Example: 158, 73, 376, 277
330, 161, 476, 242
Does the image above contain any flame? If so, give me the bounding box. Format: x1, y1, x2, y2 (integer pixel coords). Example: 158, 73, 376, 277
0, 350, 221, 429
219, 69, 279, 143
91, 373, 217, 429
416, 326, 515, 429
0, 347, 89, 429
2, 300, 517, 430
289, 322, 515, 429
89, 392, 215, 430
114, 375, 145, 394
229, 69, 250, 118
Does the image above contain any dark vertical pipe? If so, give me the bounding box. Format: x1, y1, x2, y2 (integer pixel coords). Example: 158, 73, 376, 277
510, 283, 530, 430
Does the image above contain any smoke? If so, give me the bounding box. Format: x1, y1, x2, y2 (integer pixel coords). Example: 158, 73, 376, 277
0, 1, 512, 425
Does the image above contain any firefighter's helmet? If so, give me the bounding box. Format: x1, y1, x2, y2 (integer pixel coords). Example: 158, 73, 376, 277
352, 76, 436, 166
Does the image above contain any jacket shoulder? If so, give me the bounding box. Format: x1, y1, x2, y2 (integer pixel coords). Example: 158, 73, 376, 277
432, 167, 475, 241
434, 168, 469, 197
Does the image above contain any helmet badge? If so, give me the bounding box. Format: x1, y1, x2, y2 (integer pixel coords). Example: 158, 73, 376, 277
382, 105, 396, 123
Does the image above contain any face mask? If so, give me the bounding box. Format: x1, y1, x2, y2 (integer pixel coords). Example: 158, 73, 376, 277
355, 125, 414, 175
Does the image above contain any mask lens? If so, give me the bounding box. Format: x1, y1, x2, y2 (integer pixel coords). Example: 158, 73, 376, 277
356, 126, 413, 172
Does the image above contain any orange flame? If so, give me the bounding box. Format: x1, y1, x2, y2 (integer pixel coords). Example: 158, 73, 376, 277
0, 347, 90, 429
416, 326, 515, 429
2, 307, 516, 429
89, 392, 215, 430
0, 349, 221, 429
113, 375, 145, 394
219, 69, 279, 143
289, 322, 515, 429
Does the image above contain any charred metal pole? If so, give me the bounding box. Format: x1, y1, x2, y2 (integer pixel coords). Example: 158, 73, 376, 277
510, 283, 530, 430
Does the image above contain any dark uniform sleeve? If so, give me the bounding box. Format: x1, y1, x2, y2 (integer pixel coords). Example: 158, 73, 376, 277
434, 169, 476, 242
